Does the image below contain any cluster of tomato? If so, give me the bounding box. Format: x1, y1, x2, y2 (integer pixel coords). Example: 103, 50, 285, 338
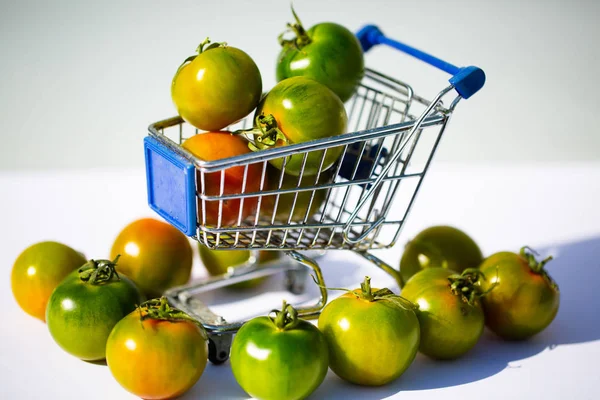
171, 8, 364, 226
226, 225, 561, 400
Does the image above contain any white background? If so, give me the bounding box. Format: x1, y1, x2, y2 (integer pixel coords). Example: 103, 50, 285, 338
1, 0, 599, 171
2, 0, 600, 399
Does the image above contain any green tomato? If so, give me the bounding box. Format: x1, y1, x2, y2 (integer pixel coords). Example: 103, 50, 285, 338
230, 302, 329, 400
276, 10, 364, 102
401, 268, 485, 360
46, 257, 144, 361
318, 277, 420, 386
479, 247, 560, 340
400, 225, 483, 286
251, 76, 347, 177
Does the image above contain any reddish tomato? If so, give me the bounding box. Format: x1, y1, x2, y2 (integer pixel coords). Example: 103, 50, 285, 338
11, 241, 86, 321
106, 298, 208, 400
110, 218, 193, 297
182, 132, 265, 226
479, 247, 560, 340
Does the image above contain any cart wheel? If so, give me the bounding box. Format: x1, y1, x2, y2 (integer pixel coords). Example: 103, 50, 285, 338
285, 267, 307, 295
208, 334, 232, 365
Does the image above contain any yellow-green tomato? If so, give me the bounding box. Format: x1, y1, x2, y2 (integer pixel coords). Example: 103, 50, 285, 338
318, 277, 420, 386
11, 241, 86, 321
252, 76, 347, 176
400, 225, 483, 286
401, 268, 485, 360
230, 302, 329, 400
171, 39, 262, 131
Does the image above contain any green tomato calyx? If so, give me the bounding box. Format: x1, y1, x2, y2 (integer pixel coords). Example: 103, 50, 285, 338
278, 6, 312, 50
311, 275, 417, 311
196, 37, 227, 54
78, 255, 121, 285
448, 268, 497, 305
519, 246, 558, 289
235, 114, 290, 149
269, 300, 300, 331
137, 297, 208, 340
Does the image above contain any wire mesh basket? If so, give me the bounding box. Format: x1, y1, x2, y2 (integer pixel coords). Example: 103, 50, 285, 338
144, 24, 485, 363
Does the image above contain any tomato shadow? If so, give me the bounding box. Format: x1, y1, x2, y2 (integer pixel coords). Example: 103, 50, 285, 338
311, 234, 600, 398
181, 360, 249, 400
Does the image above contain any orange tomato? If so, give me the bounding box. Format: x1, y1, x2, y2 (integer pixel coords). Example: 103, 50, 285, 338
182, 132, 265, 226
110, 218, 193, 297
11, 241, 86, 321
106, 307, 208, 399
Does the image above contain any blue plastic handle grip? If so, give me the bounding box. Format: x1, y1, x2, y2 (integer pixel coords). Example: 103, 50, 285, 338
356, 25, 485, 99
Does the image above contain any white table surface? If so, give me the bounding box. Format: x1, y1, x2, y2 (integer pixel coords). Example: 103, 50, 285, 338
1, 162, 599, 400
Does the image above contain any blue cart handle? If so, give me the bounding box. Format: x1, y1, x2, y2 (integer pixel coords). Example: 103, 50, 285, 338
356, 25, 485, 99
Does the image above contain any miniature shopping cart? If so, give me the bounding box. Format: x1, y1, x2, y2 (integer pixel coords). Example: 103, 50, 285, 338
143, 25, 485, 363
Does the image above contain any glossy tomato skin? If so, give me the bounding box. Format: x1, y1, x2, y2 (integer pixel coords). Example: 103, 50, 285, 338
172, 45, 262, 131
401, 268, 484, 359
110, 218, 193, 298
277, 22, 364, 102
106, 310, 208, 400
230, 316, 329, 400
262, 164, 332, 222
400, 225, 483, 287
254, 76, 347, 176
183, 132, 265, 226
46, 270, 144, 361
479, 251, 560, 340
11, 241, 86, 321
318, 292, 420, 386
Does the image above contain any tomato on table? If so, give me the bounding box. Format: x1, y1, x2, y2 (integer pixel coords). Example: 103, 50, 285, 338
245, 76, 347, 177
171, 38, 262, 131
276, 8, 364, 102
401, 267, 491, 360
318, 276, 420, 386
479, 246, 560, 340
182, 132, 265, 227
110, 218, 193, 298
46, 256, 144, 361
11, 241, 86, 321
106, 297, 208, 400
230, 301, 329, 400
400, 225, 483, 286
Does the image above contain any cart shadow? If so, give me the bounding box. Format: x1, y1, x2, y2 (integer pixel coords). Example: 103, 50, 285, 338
311, 235, 600, 399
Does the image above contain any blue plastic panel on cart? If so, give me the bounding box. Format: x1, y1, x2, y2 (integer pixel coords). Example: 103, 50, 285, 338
144, 136, 197, 236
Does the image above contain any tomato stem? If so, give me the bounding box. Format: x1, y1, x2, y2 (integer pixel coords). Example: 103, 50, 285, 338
278, 5, 312, 50
78, 255, 121, 285
448, 268, 496, 305
137, 297, 208, 339
196, 37, 227, 54
234, 114, 289, 149
310, 274, 418, 311
519, 246, 558, 289
269, 300, 300, 331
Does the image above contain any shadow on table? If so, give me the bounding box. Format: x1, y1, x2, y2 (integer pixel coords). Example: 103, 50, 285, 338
313, 234, 600, 399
